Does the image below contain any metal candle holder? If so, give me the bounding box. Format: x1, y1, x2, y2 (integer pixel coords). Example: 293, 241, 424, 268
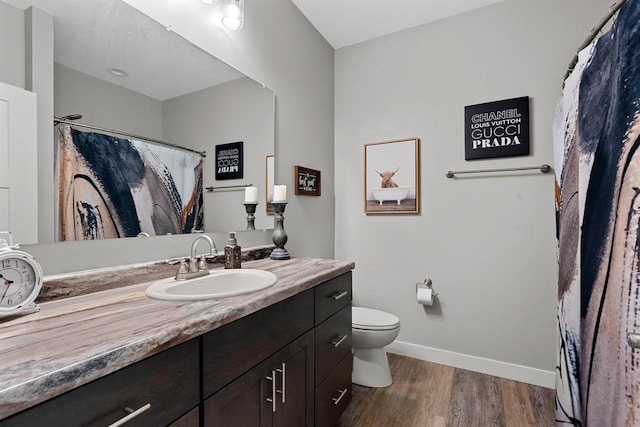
270, 202, 290, 260
243, 202, 258, 230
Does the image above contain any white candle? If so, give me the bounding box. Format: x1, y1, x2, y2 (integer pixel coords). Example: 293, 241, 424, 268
244, 186, 258, 203
273, 185, 287, 202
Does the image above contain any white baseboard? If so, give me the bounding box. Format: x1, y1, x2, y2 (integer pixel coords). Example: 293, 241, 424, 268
386, 340, 555, 389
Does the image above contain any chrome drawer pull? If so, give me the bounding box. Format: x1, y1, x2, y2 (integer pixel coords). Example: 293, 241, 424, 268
266, 370, 277, 413
332, 388, 348, 406
108, 403, 151, 427
276, 363, 286, 403
627, 332, 640, 348
330, 290, 348, 301
330, 335, 348, 348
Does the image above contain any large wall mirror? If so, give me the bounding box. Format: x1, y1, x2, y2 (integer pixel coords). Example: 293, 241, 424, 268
4, 0, 275, 244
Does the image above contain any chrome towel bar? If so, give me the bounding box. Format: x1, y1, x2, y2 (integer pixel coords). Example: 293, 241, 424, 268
206, 184, 253, 192
445, 164, 551, 178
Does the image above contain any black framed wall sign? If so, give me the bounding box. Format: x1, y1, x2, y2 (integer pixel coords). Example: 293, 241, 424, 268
215, 141, 243, 180
464, 96, 529, 160
294, 166, 321, 196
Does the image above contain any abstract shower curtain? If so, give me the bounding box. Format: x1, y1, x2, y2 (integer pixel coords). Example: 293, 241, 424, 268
58, 125, 204, 240
554, 1, 640, 425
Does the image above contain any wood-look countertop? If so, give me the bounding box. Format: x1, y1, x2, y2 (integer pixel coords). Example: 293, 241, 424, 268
0, 257, 355, 420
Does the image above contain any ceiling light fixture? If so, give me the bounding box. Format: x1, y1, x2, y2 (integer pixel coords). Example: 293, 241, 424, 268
222, 0, 244, 31
108, 68, 128, 77
201, 0, 215, 4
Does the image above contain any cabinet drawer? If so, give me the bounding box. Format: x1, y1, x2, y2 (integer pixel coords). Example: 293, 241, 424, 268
315, 304, 351, 386
1, 339, 199, 427
203, 289, 314, 398
315, 354, 352, 427
314, 272, 352, 325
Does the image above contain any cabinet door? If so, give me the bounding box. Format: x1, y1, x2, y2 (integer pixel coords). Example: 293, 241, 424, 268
202, 290, 313, 398
204, 359, 273, 427
204, 331, 315, 427
169, 407, 199, 426
272, 331, 314, 427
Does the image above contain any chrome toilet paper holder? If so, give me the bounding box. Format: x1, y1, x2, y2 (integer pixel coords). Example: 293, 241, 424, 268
416, 278, 438, 297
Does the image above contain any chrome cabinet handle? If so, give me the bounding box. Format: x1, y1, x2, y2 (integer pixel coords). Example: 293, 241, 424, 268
330, 335, 348, 348
266, 370, 277, 412
276, 363, 286, 403
330, 290, 348, 301
627, 332, 640, 348
108, 403, 151, 427
331, 388, 348, 406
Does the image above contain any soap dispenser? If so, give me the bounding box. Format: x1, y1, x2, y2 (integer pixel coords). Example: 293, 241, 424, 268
224, 232, 242, 269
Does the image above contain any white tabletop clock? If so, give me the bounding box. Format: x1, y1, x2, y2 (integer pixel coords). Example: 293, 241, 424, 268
0, 232, 43, 316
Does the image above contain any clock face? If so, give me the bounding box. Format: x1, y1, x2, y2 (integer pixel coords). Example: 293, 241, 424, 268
0, 256, 38, 309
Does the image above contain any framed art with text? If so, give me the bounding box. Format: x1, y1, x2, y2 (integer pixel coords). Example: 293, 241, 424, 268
215, 141, 243, 180
294, 166, 321, 196
464, 96, 529, 160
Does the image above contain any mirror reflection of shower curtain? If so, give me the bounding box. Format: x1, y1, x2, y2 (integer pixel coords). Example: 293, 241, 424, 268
57, 125, 204, 240
554, 2, 640, 425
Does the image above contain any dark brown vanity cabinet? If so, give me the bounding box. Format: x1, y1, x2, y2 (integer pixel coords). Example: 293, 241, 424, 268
204, 331, 314, 426
313, 273, 353, 427
0, 272, 353, 427
0, 339, 200, 427
202, 290, 315, 426
202, 272, 353, 427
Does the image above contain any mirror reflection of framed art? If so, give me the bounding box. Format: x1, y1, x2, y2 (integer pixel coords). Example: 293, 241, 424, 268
266, 155, 274, 215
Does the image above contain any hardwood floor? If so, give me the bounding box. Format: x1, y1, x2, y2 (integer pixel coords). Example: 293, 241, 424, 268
337, 354, 555, 427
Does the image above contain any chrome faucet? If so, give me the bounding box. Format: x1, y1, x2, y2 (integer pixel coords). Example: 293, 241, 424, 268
191, 234, 217, 260
175, 235, 218, 281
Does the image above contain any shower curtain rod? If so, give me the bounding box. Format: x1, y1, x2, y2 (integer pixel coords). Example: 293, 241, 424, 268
53, 117, 207, 158
564, 0, 627, 81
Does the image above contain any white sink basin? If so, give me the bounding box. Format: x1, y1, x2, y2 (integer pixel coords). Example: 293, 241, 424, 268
146, 269, 278, 301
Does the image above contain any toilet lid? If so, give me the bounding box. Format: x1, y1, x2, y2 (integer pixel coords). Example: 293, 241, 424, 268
352, 306, 400, 330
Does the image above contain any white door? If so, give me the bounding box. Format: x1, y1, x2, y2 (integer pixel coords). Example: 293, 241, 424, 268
0, 81, 38, 245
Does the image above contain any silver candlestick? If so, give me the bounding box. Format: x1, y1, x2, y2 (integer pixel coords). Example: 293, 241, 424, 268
243, 202, 258, 230
270, 202, 290, 260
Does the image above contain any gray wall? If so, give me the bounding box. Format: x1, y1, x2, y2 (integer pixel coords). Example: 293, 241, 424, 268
0, 2, 24, 88
0, 4, 53, 244
334, 0, 612, 384
55, 63, 164, 139
25, 7, 54, 244
163, 77, 275, 233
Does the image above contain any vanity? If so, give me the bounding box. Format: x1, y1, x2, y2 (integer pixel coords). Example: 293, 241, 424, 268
0, 258, 354, 426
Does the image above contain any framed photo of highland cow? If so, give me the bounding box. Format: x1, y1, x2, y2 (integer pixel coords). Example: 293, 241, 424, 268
364, 138, 420, 215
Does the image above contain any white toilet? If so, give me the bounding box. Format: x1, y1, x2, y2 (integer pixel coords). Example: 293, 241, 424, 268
351, 306, 401, 388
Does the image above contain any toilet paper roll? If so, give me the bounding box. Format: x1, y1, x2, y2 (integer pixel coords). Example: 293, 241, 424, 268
417, 286, 434, 306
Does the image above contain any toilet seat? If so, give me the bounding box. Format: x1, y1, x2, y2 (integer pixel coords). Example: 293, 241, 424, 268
352, 306, 400, 331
